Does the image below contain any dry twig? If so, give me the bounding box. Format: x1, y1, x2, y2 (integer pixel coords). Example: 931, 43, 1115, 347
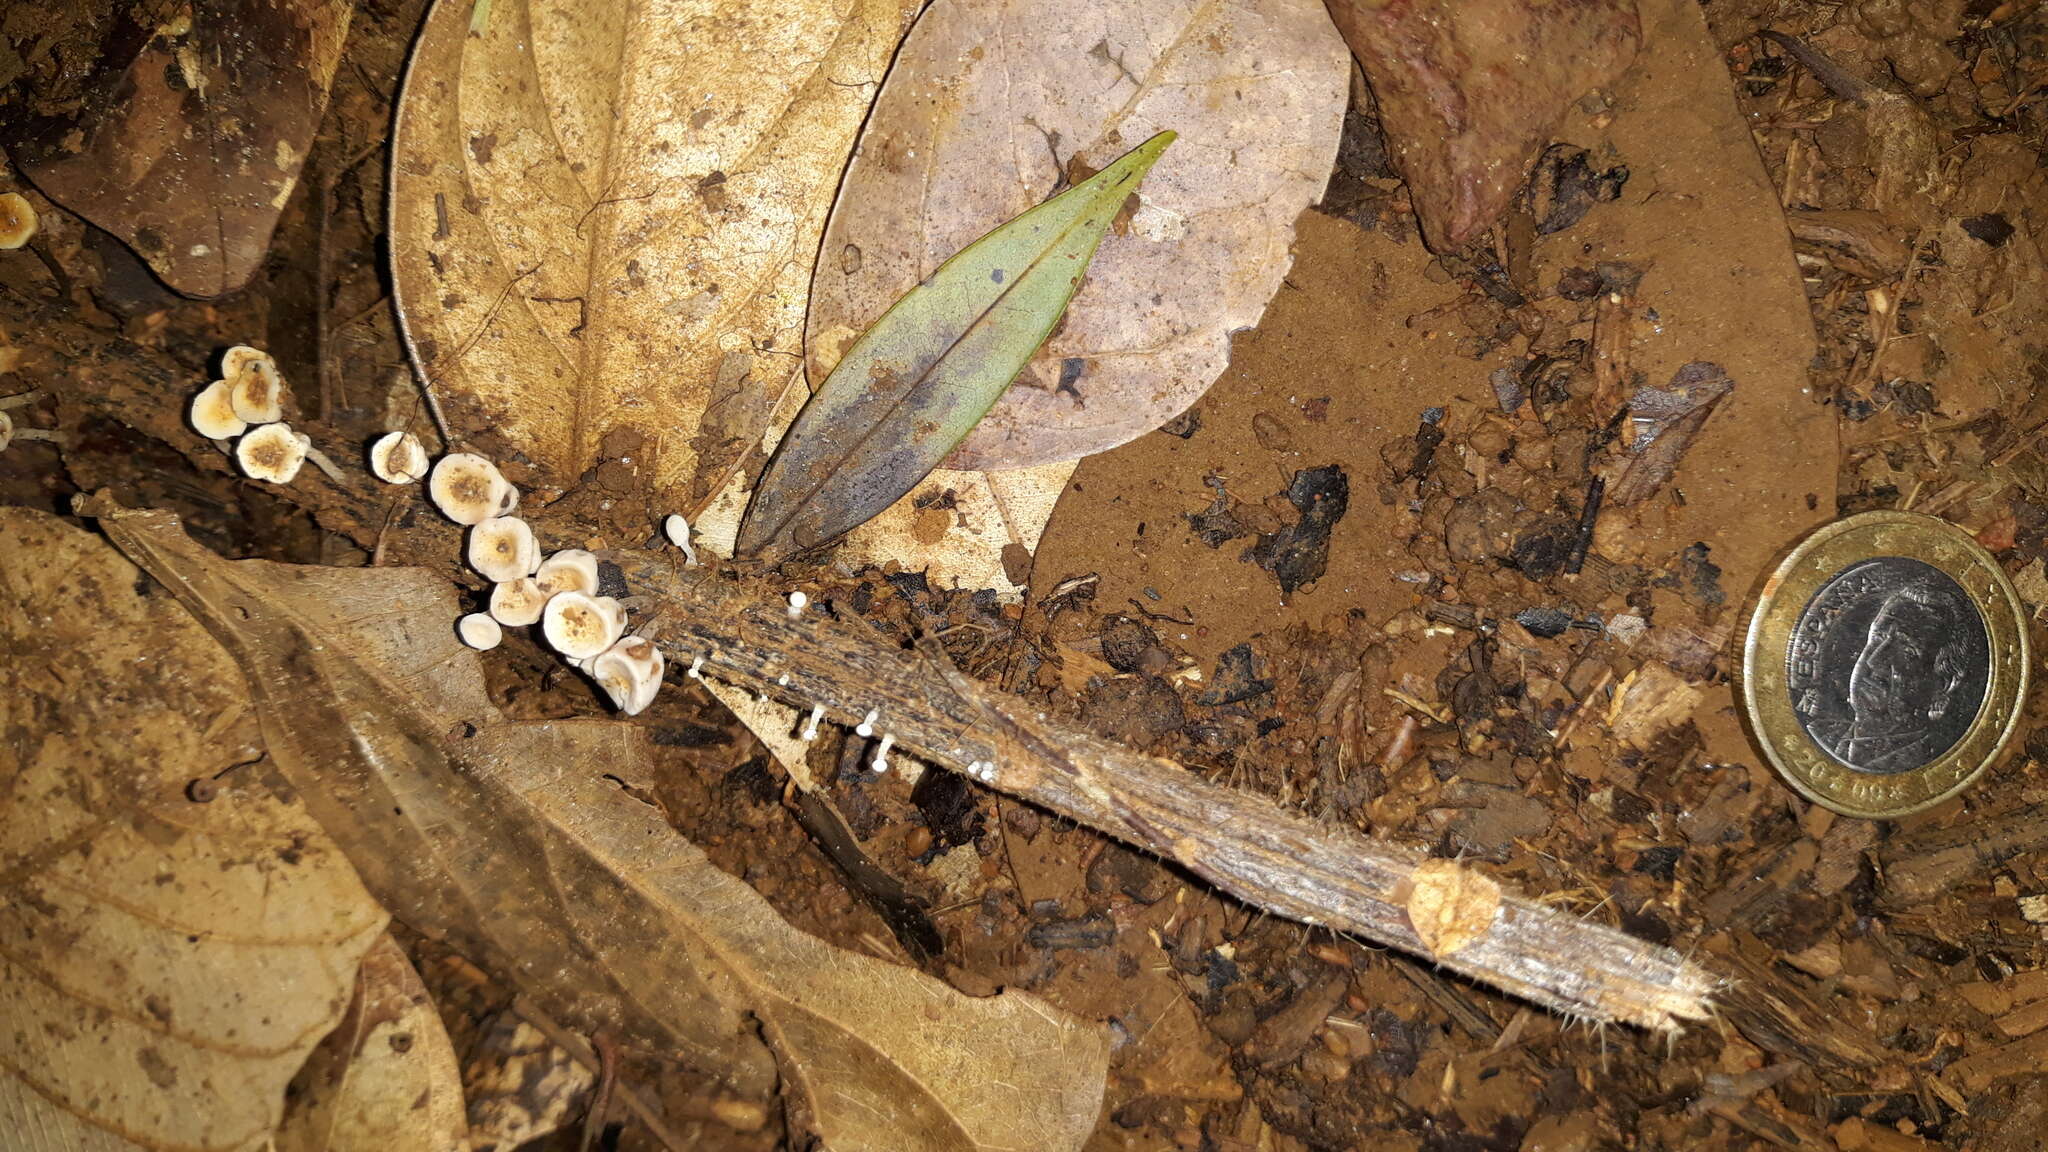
610, 554, 1721, 1032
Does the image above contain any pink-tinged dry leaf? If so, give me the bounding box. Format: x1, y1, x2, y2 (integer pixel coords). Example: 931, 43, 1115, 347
805, 0, 1351, 473
277, 935, 469, 1152
1326, 0, 1640, 252
89, 499, 1112, 1152
1, 1, 353, 297
0, 508, 387, 1152
389, 0, 919, 513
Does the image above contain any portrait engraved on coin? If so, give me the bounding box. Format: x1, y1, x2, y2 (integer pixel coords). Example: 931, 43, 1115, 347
1785, 557, 1991, 775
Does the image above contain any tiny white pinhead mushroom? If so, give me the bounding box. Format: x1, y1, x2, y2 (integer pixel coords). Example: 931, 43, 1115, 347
541, 590, 624, 660
535, 549, 600, 597
687, 655, 705, 680
801, 704, 824, 741
458, 613, 503, 650
489, 577, 549, 627
190, 380, 246, 440
870, 733, 895, 773
430, 453, 516, 525
227, 355, 286, 424
786, 590, 808, 620
0, 193, 37, 249
237, 422, 308, 483
664, 513, 699, 566
856, 708, 879, 738
369, 430, 429, 484
468, 516, 540, 583
590, 636, 665, 716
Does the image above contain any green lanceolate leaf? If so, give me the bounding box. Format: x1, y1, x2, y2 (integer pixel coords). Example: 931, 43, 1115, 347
735, 130, 1175, 561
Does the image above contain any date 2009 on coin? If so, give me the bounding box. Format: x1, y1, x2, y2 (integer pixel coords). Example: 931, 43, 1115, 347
1742, 511, 2030, 819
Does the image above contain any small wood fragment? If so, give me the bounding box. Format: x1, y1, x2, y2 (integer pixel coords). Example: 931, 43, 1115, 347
1944, 1027, 2048, 1092
1606, 660, 1705, 751
1993, 998, 2048, 1039
1877, 801, 2048, 908
1404, 858, 1503, 959
1833, 1117, 1942, 1152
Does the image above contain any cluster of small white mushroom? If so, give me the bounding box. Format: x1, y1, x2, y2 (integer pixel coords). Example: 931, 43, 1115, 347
374, 446, 667, 717
188, 347, 340, 484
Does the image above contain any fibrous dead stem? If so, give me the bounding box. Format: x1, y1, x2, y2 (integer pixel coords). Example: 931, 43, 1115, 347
608, 554, 1721, 1032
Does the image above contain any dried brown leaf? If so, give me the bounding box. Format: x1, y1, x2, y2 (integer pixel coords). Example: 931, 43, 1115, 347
389, 0, 919, 512
276, 935, 469, 1152
1607, 361, 1735, 506
90, 500, 1111, 1152
1326, 0, 1640, 251
2, 2, 353, 296
0, 508, 388, 1152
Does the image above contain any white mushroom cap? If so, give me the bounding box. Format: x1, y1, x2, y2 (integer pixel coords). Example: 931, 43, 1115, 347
430, 453, 517, 525
228, 358, 285, 424
590, 636, 665, 716
541, 590, 624, 660
458, 613, 503, 651
0, 193, 37, 249
190, 380, 247, 440
220, 345, 271, 380
369, 430, 429, 484
0, 410, 10, 452
468, 516, 540, 583
489, 577, 549, 627
237, 422, 308, 483
534, 549, 600, 597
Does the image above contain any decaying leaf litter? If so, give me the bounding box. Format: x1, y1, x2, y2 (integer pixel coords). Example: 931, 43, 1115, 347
3, 0, 2048, 1149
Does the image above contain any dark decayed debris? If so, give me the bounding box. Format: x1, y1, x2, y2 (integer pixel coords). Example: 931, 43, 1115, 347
1247, 465, 1350, 600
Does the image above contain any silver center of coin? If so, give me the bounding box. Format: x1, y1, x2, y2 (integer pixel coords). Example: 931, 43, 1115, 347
1785, 556, 1990, 775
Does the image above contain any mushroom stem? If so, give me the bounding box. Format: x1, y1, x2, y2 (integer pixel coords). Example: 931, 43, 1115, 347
0, 390, 43, 411
302, 444, 346, 484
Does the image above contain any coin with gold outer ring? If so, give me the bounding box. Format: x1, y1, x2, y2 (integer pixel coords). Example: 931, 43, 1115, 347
1741, 510, 2029, 819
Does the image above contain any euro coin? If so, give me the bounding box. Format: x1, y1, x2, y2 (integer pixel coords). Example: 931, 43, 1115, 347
1741, 510, 2029, 819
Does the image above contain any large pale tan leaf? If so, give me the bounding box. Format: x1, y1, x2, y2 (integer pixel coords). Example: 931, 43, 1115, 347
91, 501, 1112, 1152
501, 724, 1111, 1152
1, 1, 353, 296
0, 509, 388, 1152
389, 0, 919, 513
806, 0, 1351, 472
276, 935, 469, 1152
